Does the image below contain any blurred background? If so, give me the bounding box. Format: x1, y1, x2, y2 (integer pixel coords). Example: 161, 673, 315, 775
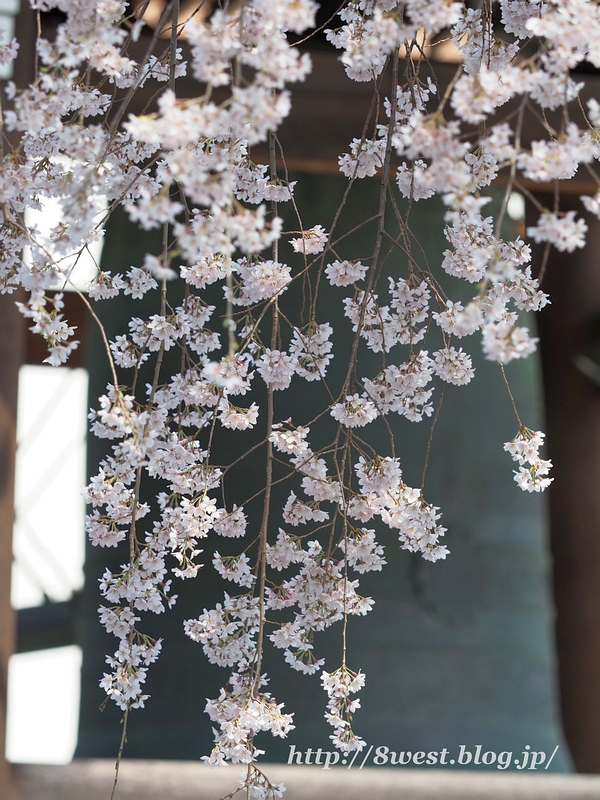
2, 1, 600, 794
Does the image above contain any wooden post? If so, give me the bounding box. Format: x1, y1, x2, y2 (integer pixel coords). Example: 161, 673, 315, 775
537, 195, 600, 773
1, 2, 35, 796
0, 293, 24, 799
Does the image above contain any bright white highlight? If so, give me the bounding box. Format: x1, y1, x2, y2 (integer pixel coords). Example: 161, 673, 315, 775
5, 646, 82, 764
12, 366, 88, 608
507, 191, 526, 221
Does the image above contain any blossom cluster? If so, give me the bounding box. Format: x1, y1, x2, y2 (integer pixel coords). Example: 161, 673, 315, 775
4, 0, 599, 791
504, 428, 553, 493
321, 667, 366, 753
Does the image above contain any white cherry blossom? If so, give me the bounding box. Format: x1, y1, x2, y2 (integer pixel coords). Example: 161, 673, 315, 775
6, 0, 588, 783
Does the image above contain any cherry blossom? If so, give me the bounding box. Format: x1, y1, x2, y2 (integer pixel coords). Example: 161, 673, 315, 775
7, 0, 598, 790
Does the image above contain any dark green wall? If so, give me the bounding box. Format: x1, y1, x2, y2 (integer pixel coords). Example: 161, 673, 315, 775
76, 173, 570, 771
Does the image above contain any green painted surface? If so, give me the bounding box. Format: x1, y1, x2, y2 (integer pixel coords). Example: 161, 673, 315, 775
76, 173, 570, 771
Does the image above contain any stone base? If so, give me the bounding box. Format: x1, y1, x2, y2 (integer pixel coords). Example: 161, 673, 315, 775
13, 760, 600, 800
